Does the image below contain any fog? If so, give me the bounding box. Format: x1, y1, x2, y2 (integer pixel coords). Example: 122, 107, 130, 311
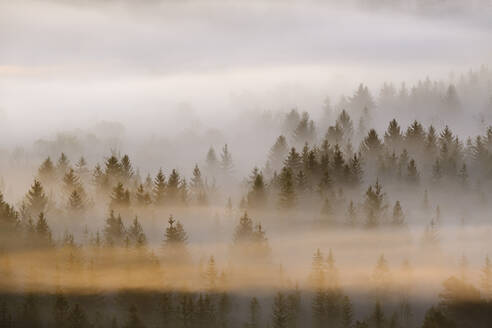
1, 1, 492, 328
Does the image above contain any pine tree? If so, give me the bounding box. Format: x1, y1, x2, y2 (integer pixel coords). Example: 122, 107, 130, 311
371, 301, 386, 328
350, 153, 363, 186
364, 180, 386, 228
25, 179, 48, 217
233, 212, 254, 244
159, 293, 174, 328
406, 159, 419, 184
220, 144, 233, 174
284, 148, 302, 174
191, 164, 207, 205
104, 210, 125, 246
384, 119, 403, 152
57, 153, 70, 175
120, 155, 134, 182
247, 173, 266, 209
163, 215, 188, 262
38, 157, 56, 182
269, 136, 289, 170
35, 212, 52, 246
63, 168, 80, 192
167, 169, 181, 203
245, 297, 261, 328
272, 292, 288, 328
104, 155, 121, 179
278, 167, 296, 209
205, 256, 218, 291
53, 290, 69, 328
391, 201, 405, 226
340, 296, 354, 328
111, 182, 130, 208
128, 216, 147, 248
135, 184, 151, 206
68, 189, 85, 212
206, 147, 219, 176
361, 129, 383, 156
153, 169, 167, 205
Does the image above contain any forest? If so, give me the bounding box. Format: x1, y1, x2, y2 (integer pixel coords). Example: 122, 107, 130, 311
1, 66, 492, 328
2, 0, 492, 327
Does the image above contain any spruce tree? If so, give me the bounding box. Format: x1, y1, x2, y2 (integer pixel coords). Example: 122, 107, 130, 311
153, 169, 167, 206
220, 144, 233, 174
269, 136, 289, 170
245, 297, 260, 328
38, 157, 56, 182
104, 210, 125, 246
272, 292, 288, 328
135, 184, 151, 206
391, 201, 405, 226
167, 169, 181, 203
278, 167, 296, 209
247, 173, 266, 209
111, 182, 130, 208
340, 296, 354, 328
120, 155, 134, 182
128, 216, 147, 248
25, 179, 48, 217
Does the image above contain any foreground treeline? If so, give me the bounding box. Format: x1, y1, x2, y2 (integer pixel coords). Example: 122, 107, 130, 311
2, 110, 492, 327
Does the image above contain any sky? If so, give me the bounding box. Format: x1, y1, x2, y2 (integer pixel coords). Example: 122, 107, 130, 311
0, 0, 491, 143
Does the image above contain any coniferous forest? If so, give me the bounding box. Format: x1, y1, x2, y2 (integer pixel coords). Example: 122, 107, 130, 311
2, 1, 492, 328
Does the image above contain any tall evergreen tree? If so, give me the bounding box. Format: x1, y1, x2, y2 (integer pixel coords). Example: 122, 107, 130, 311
153, 169, 167, 206
278, 167, 296, 209
25, 179, 48, 217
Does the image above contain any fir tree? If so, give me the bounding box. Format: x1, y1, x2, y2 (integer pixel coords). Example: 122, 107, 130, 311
111, 182, 130, 208
104, 210, 125, 246
135, 184, 151, 206
206, 147, 219, 176
220, 144, 233, 174
57, 153, 70, 175
38, 157, 56, 182
128, 216, 147, 248
120, 155, 134, 182
340, 296, 354, 328
364, 180, 386, 228
391, 201, 405, 227
53, 290, 69, 328
35, 212, 52, 246
245, 297, 261, 328
167, 169, 181, 203
153, 169, 167, 206
278, 167, 296, 209
247, 173, 267, 209
269, 136, 289, 170
284, 148, 302, 174
25, 179, 48, 217
272, 292, 288, 328
68, 189, 85, 212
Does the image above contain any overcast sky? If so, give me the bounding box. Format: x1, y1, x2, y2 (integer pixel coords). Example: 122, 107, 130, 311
1, 0, 491, 142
